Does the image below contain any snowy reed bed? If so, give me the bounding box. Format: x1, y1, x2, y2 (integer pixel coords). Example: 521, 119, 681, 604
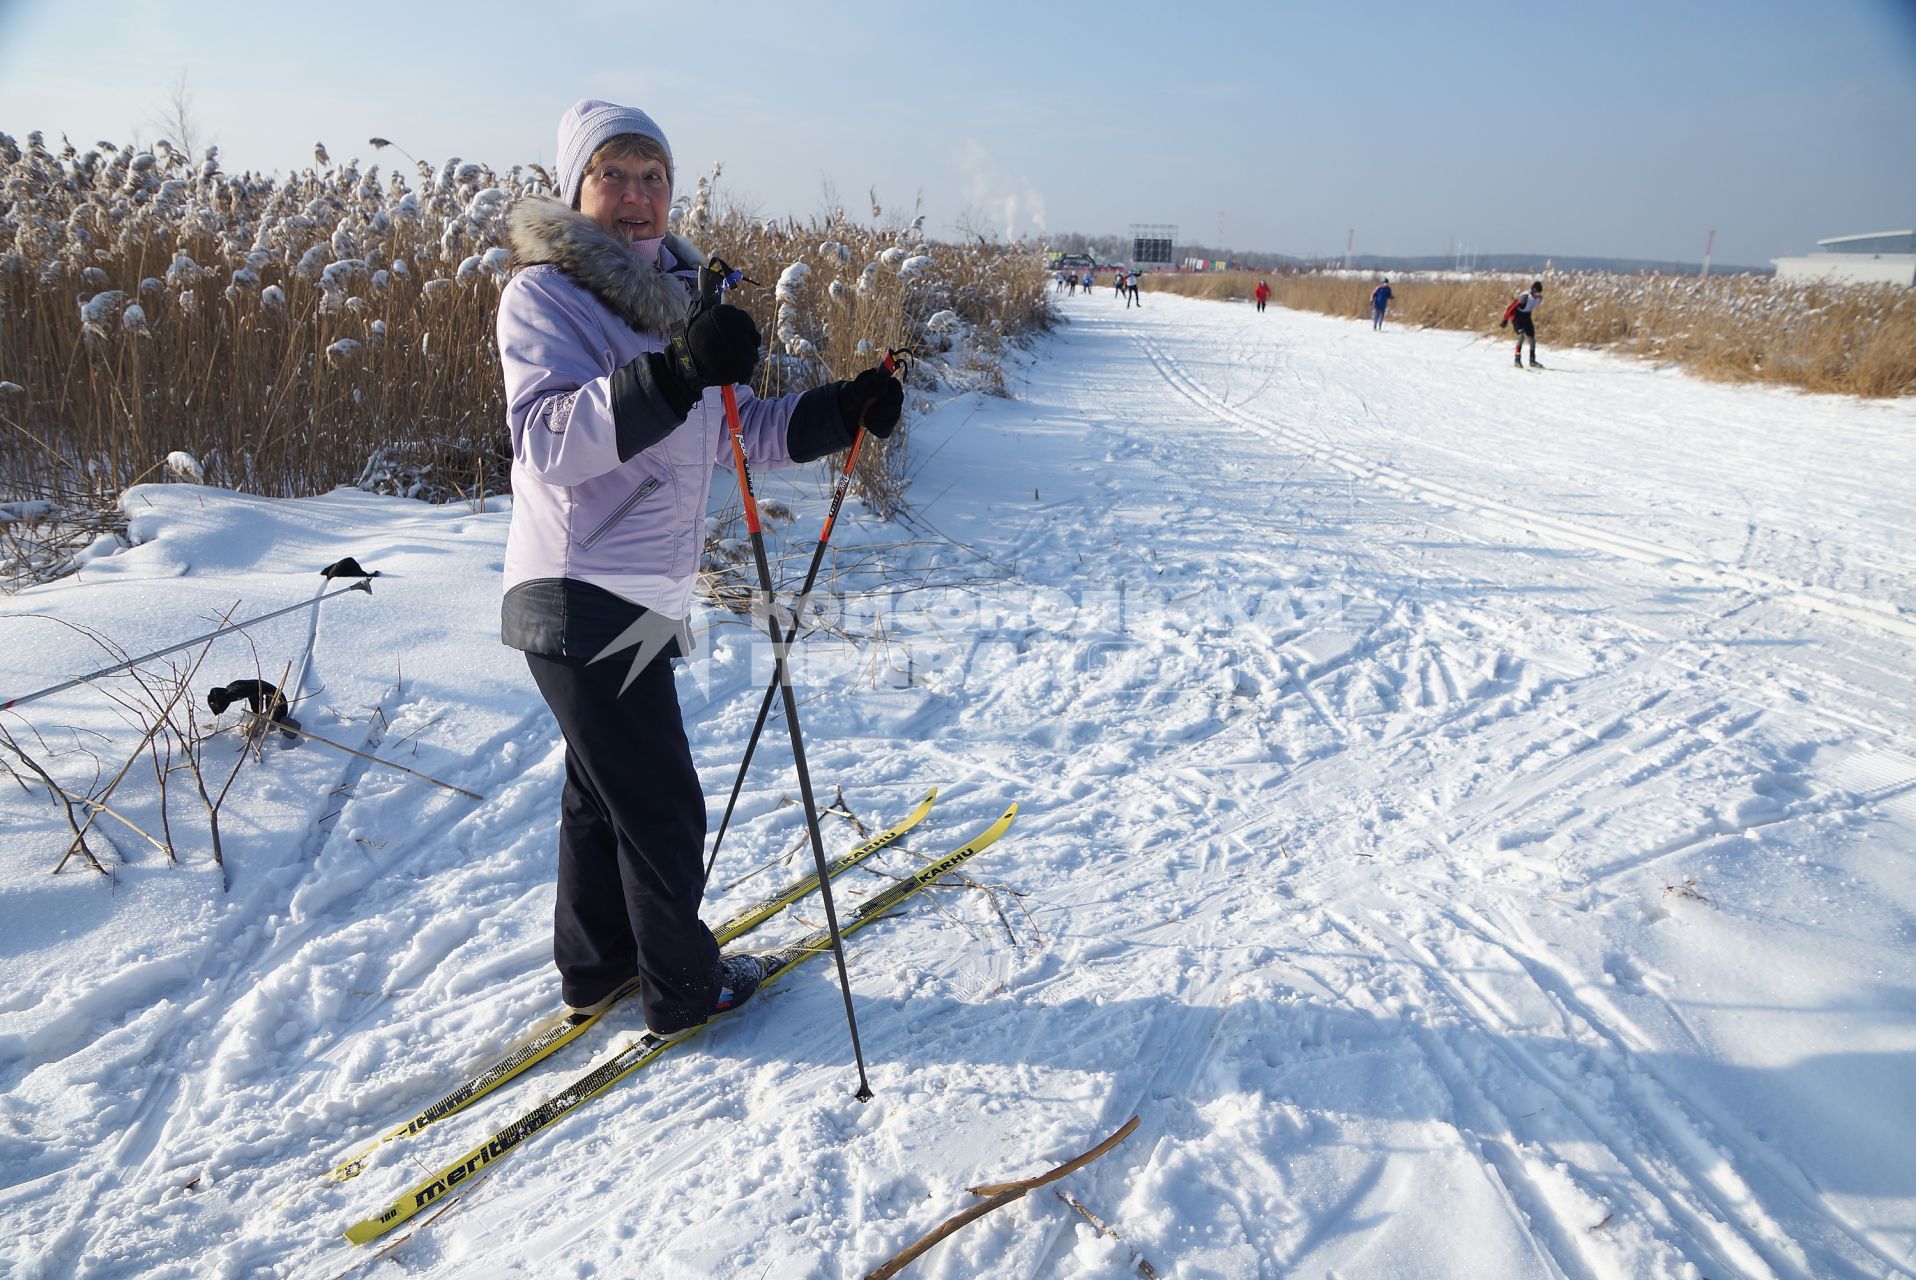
0, 130, 1048, 585
679, 171, 1049, 518
1, 134, 511, 512
1147, 268, 1916, 397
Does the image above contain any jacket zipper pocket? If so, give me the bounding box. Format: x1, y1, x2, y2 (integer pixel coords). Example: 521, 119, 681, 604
578, 476, 662, 550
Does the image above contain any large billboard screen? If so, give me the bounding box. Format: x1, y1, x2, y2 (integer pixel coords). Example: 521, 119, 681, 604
1132, 237, 1173, 265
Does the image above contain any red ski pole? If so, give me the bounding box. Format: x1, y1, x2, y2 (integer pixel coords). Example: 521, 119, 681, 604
704, 259, 876, 1099
705, 348, 910, 884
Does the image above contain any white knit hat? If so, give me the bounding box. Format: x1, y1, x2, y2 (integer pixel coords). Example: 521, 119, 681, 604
556, 98, 673, 208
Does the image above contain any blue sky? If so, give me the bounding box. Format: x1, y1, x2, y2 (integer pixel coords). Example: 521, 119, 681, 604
3, 0, 1914, 267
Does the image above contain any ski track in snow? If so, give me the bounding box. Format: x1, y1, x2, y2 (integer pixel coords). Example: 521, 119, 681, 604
2, 294, 1914, 1278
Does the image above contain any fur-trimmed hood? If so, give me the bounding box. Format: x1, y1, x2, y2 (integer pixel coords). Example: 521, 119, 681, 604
505, 195, 705, 334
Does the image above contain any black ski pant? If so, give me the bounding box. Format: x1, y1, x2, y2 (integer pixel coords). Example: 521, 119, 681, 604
1513, 311, 1536, 361
526, 650, 720, 1033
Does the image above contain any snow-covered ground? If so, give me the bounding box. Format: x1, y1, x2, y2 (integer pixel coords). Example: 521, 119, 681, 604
3, 292, 1914, 1279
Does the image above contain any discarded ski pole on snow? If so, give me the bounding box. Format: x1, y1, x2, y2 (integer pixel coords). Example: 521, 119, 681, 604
287, 556, 379, 707
1, 578, 374, 714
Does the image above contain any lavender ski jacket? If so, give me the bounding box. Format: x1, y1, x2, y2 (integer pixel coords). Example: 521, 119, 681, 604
497, 197, 850, 662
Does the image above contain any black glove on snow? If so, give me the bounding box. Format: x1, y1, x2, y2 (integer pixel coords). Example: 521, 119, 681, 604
835, 366, 904, 438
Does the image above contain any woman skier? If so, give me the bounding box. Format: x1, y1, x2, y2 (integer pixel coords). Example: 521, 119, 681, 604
495, 99, 903, 1040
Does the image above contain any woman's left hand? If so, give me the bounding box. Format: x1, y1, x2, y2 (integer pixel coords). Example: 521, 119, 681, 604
836, 366, 904, 438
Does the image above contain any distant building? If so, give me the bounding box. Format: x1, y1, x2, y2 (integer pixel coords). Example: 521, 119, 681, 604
1773, 230, 1916, 286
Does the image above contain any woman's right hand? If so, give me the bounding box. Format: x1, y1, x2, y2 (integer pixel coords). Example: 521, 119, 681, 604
648, 300, 762, 422
678, 303, 760, 389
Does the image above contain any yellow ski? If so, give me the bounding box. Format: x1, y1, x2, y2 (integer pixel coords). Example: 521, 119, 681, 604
328, 788, 937, 1182
344, 801, 1015, 1245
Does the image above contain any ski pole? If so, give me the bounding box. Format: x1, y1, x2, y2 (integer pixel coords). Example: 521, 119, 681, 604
287, 556, 378, 707
703, 257, 876, 1100
2, 579, 373, 714
705, 347, 910, 886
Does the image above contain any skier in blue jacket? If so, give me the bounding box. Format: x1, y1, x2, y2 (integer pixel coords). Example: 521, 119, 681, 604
1370, 278, 1393, 330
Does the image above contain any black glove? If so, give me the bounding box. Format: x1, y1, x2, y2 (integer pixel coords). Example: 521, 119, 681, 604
836, 366, 904, 438
678, 302, 760, 388
609, 299, 757, 452
205, 679, 300, 739
650, 302, 761, 419
1498, 319, 1508, 329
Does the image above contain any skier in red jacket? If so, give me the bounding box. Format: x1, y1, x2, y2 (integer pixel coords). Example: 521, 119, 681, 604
1501, 280, 1544, 368
1253, 279, 1271, 313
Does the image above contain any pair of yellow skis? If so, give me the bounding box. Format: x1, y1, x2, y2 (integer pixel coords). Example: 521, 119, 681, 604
332, 791, 1016, 1245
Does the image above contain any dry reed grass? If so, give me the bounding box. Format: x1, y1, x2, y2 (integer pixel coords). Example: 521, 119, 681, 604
0, 130, 1049, 584
1146, 269, 1916, 398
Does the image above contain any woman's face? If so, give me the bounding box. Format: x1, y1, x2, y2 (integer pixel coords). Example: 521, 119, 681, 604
578, 152, 671, 246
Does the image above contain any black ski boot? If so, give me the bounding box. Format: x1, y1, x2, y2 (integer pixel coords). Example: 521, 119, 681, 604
711, 953, 764, 1015
647, 954, 765, 1041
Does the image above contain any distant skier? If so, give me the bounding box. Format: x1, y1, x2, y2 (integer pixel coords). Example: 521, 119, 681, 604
1254, 279, 1271, 313
1114, 271, 1125, 300
1371, 277, 1392, 330
1082, 271, 1094, 295
1500, 280, 1545, 367
1126, 270, 1141, 308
